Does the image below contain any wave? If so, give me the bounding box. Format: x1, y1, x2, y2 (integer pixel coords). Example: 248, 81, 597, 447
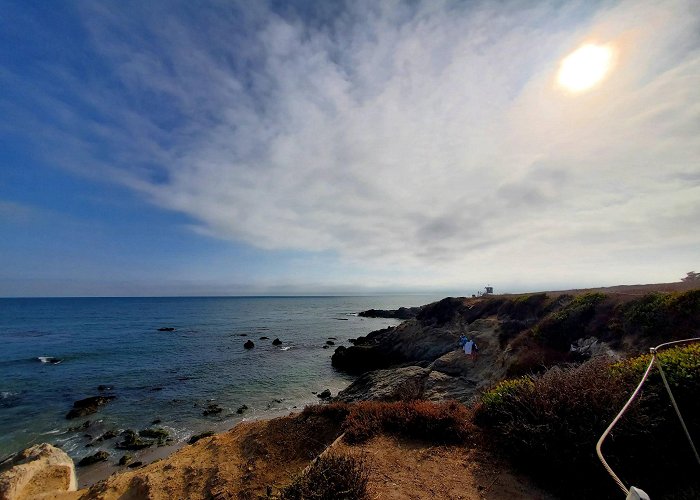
1, 391, 18, 399
36, 356, 62, 364
279, 346, 292, 351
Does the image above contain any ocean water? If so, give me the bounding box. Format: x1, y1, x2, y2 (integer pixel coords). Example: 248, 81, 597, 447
0, 295, 441, 463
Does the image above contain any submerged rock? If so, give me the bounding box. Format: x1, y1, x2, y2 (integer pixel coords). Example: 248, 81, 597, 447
0, 443, 76, 498
139, 428, 169, 440
188, 431, 215, 445
203, 403, 223, 416
96, 385, 113, 392
244, 340, 255, 349
66, 395, 116, 419
78, 451, 109, 467
157, 327, 175, 332
259, 336, 269, 340
115, 430, 152, 450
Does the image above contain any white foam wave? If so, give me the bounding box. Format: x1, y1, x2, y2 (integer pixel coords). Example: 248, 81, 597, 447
279, 346, 292, 351
36, 356, 62, 364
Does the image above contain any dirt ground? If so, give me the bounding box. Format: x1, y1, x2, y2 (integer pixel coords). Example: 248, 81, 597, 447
47, 412, 556, 500
331, 435, 555, 500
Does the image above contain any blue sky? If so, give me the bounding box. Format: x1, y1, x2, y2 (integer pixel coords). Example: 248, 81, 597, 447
1, 0, 698, 297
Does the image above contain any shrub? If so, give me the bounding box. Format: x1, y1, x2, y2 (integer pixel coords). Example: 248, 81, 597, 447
279, 453, 370, 500
531, 292, 607, 350
342, 400, 473, 444
476, 345, 700, 498
619, 290, 700, 340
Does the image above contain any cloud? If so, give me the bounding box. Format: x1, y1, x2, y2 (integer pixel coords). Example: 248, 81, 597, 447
6, 0, 700, 287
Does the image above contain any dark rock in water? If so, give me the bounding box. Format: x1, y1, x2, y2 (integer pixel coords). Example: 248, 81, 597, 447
259, 336, 269, 340
66, 395, 116, 419
203, 403, 223, 416
322, 345, 329, 349
334, 318, 349, 321
348, 338, 356, 344
67, 420, 91, 432
97, 385, 113, 392
358, 306, 421, 320
236, 405, 248, 414
328, 337, 337, 340
97, 430, 118, 441
78, 450, 109, 467
139, 428, 169, 440
239, 333, 248, 337
317, 389, 332, 399
188, 431, 215, 445
272, 338, 283, 346
150, 387, 163, 392
157, 327, 175, 332
151, 419, 162, 425
116, 430, 153, 450
118, 454, 132, 466
244, 340, 255, 349
325, 340, 335, 346
127, 461, 143, 469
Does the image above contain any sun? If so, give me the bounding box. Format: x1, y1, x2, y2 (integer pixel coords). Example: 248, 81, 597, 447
557, 43, 614, 92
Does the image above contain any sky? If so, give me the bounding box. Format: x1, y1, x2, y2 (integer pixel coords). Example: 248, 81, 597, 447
1, 0, 698, 297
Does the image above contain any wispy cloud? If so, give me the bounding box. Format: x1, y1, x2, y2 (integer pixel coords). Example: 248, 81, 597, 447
5, 0, 699, 287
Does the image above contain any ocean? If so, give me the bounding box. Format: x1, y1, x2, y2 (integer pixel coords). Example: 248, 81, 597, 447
0, 295, 441, 464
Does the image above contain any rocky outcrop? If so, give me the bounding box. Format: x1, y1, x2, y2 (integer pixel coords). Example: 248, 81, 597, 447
66, 395, 116, 419
78, 451, 109, 467
358, 306, 421, 319
336, 366, 430, 402
0, 443, 76, 499
272, 338, 283, 346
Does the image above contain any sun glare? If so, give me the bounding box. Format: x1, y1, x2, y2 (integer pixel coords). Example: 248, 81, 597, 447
557, 43, 614, 92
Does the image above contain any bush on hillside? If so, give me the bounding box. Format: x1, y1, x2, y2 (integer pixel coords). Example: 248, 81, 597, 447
302, 400, 473, 445
531, 292, 607, 350
617, 290, 700, 340
476, 345, 700, 499
279, 453, 370, 500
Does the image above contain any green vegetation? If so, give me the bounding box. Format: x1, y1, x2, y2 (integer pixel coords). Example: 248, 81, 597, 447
532, 292, 607, 350
618, 290, 700, 339
476, 344, 700, 499
279, 454, 370, 500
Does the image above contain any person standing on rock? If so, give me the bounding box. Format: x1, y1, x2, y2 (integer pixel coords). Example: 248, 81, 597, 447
459, 334, 468, 348
463, 337, 478, 361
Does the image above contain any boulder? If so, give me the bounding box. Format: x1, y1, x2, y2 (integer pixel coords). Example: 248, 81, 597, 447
118, 454, 132, 466
236, 405, 248, 414
66, 395, 115, 419
272, 338, 282, 346
138, 428, 169, 440
77, 451, 109, 467
243, 340, 255, 349
317, 389, 332, 399
335, 366, 430, 402
115, 430, 152, 450
188, 431, 215, 445
0, 443, 77, 499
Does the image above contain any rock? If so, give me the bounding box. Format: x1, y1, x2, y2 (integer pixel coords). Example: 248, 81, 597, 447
150, 387, 163, 391
127, 461, 143, 469
358, 306, 421, 319
325, 340, 335, 345
97, 385, 113, 392
335, 366, 430, 402
421, 371, 478, 404
236, 405, 248, 414
259, 336, 269, 340
157, 327, 175, 332
244, 340, 255, 349
0, 443, 77, 498
203, 404, 223, 416
78, 451, 109, 467
67, 420, 91, 432
118, 454, 132, 466
139, 428, 169, 440
98, 430, 118, 441
66, 395, 116, 419
317, 389, 332, 399
151, 418, 162, 425
328, 337, 337, 340
188, 431, 215, 445
272, 338, 282, 346
322, 345, 329, 349
239, 333, 248, 336
115, 430, 153, 450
